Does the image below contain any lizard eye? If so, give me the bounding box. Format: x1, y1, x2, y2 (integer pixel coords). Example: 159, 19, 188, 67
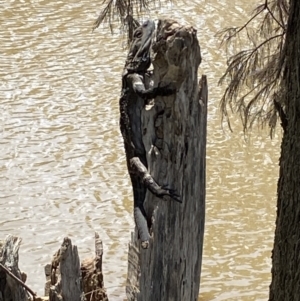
143, 21, 149, 27
134, 30, 142, 38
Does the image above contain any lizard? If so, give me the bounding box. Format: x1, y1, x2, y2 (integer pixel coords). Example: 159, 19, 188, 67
119, 19, 181, 249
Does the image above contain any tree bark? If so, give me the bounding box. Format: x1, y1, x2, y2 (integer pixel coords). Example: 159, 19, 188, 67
126, 19, 207, 301
269, 1, 300, 300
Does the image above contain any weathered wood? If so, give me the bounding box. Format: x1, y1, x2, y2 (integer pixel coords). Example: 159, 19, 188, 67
49, 237, 85, 301
44, 264, 52, 297
81, 232, 108, 301
0, 235, 28, 301
0, 234, 109, 301
126, 19, 207, 301
48, 233, 108, 301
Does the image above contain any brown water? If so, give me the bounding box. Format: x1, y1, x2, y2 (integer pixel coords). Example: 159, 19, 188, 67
0, 0, 280, 300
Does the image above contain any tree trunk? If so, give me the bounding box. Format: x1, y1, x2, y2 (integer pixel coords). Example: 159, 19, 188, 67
269, 1, 300, 300
126, 19, 207, 301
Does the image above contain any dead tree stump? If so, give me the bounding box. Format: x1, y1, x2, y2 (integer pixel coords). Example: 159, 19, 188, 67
0, 233, 108, 301
126, 19, 207, 301
48, 233, 108, 301
0, 235, 28, 301
80, 233, 108, 301
49, 237, 85, 301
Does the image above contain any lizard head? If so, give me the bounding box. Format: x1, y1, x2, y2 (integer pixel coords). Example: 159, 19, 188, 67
125, 20, 155, 73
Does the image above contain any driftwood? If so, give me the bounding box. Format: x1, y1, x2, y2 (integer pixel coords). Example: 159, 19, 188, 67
0, 233, 108, 301
126, 19, 207, 301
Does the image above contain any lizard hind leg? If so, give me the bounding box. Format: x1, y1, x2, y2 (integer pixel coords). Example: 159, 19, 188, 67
130, 157, 182, 203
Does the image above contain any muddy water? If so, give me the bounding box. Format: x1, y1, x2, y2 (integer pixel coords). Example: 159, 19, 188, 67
0, 0, 280, 300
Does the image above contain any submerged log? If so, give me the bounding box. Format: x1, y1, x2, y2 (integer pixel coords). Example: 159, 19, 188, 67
126, 19, 207, 301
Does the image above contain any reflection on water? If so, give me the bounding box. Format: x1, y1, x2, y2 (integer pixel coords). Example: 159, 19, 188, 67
0, 0, 279, 300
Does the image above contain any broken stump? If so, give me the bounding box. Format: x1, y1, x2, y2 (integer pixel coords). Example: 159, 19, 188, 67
126, 19, 207, 301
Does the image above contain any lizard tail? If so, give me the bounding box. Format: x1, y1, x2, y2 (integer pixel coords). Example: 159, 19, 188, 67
134, 206, 150, 249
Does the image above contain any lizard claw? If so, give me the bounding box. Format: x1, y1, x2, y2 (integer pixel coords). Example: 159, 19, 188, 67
168, 191, 182, 203
157, 82, 177, 96
160, 185, 182, 203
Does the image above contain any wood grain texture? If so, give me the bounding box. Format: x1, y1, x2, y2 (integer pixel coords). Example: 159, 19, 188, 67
49, 237, 85, 301
126, 19, 207, 301
49, 234, 108, 301
0, 235, 27, 301
81, 233, 108, 301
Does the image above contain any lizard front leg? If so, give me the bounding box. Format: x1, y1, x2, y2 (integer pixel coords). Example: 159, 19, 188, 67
128, 73, 176, 101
